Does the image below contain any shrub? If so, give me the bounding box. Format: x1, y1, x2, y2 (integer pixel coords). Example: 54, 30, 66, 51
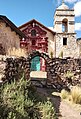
38, 99, 56, 119
71, 86, 81, 104
60, 86, 81, 105
1, 76, 30, 119
0, 75, 56, 119
61, 89, 69, 99
64, 71, 74, 79
59, 51, 63, 58
50, 51, 53, 59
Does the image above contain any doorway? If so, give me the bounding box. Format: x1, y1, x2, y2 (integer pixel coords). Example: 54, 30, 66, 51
31, 56, 40, 71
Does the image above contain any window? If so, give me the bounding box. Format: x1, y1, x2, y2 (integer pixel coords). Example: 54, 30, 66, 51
32, 40, 36, 45
62, 19, 68, 32
63, 37, 67, 45
31, 29, 36, 36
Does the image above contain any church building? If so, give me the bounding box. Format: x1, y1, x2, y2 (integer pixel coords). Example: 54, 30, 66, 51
0, 1, 81, 71
19, 1, 80, 58
19, 2, 81, 70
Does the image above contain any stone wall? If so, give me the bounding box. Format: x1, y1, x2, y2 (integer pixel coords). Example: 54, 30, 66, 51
0, 53, 81, 90
47, 57, 81, 90
55, 34, 79, 58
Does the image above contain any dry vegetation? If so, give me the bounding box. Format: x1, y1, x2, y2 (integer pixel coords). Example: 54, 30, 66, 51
7, 47, 27, 57
60, 89, 69, 99
71, 86, 81, 104
52, 86, 81, 105
60, 86, 81, 104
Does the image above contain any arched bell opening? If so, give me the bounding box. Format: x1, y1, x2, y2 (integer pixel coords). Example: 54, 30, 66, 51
62, 18, 68, 32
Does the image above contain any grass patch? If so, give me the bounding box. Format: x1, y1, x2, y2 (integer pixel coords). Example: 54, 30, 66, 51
59, 86, 81, 104
71, 86, 81, 104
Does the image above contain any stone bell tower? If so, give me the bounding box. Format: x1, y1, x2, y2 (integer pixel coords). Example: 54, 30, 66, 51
54, 1, 78, 58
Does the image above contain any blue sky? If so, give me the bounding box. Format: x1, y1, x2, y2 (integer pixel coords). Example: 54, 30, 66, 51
0, 0, 81, 38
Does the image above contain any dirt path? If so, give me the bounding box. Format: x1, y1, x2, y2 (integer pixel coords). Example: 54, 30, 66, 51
59, 101, 81, 119
37, 87, 81, 119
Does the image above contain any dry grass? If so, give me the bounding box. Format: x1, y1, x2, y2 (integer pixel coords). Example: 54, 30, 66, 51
7, 47, 27, 57
60, 89, 69, 99
71, 86, 81, 104
60, 86, 81, 104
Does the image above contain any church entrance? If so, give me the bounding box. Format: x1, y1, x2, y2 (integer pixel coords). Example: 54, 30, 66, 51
30, 56, 47, 87
28, 51, 49, 87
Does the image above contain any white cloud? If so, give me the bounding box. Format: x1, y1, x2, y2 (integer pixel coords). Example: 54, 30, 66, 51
65, 0, 77, 3
75, 23, 81, 30
74, 1, 81, 17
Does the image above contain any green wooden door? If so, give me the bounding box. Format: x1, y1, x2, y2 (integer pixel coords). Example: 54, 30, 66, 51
31, 56, 40, 71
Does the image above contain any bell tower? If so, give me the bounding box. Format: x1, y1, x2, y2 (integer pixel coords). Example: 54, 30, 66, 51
54, 1, 78, 57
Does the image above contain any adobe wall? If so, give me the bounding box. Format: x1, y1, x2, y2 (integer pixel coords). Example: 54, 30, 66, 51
0, 21, 20, 54
46, 30, 55, 58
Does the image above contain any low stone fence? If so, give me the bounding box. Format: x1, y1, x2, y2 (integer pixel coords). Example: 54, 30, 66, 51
47, 58, 81, 89
0, 55, 81, 90
0, 56, 30, 83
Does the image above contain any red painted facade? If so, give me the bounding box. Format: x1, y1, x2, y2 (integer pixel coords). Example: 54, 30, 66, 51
20, 20, 48, 71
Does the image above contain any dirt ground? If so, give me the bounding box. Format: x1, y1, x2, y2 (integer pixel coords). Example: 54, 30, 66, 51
59, 101, 81, 119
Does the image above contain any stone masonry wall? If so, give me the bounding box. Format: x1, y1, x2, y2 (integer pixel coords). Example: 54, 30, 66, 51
0, 54, 81, 90
55, 34, 79, 58
47, 57, 81, 90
